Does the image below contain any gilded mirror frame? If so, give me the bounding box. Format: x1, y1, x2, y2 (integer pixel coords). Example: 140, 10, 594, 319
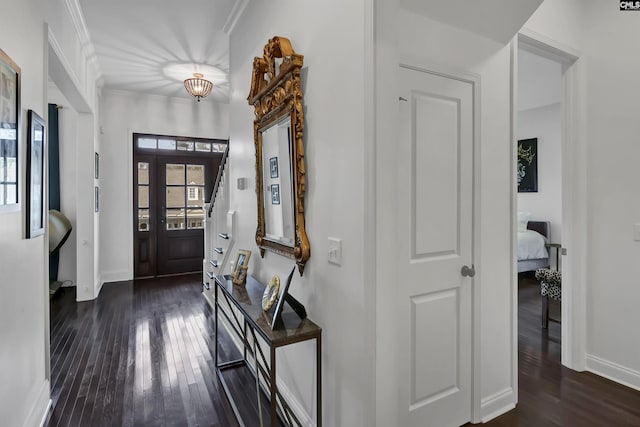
248, 36, 310, 275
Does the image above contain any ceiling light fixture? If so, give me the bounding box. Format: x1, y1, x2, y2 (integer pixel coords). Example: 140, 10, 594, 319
184, 73, 213, 102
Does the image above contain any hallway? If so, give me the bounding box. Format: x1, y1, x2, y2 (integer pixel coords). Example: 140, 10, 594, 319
45, 275, 276, 426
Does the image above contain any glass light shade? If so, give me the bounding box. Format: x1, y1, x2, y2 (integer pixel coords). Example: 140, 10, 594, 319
184, 73, 213, 101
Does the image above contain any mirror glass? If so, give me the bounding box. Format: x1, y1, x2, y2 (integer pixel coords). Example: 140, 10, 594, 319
261, 117, 295, 246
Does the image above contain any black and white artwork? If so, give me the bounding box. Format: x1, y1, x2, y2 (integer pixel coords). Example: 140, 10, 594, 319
271, 184, 280, 204
517, 138, 538, 193
269, 156, 278, 178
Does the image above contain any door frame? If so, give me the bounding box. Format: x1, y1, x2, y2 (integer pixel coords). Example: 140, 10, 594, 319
512, 29, 586, 374
129, 132, 226, 279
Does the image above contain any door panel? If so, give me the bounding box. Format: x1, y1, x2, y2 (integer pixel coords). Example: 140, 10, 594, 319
134, 155, 156, 278
398, 66, 474, 427
156, 156, 214, 276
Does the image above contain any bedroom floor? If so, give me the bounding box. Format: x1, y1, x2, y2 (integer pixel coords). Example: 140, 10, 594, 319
480, 272, 640, 426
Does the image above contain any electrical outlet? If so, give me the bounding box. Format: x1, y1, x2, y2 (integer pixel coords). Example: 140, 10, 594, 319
328, 237, 342, 265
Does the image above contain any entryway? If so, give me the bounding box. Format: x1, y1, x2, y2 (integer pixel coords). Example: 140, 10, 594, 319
133, 134, 226, 278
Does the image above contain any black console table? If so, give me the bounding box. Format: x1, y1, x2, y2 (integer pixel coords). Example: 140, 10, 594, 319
214, 274, 322, 426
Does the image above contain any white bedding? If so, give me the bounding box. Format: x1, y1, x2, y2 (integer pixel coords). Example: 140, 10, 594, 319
517, 229, 549, 261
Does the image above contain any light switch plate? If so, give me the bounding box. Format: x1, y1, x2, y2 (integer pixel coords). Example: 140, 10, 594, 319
328, 237, 342, 265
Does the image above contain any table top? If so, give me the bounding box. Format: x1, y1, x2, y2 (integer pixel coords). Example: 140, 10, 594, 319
215, 274, 321, 347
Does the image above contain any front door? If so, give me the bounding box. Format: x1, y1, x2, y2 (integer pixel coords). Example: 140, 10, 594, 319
133, 135, 224, 278
396, 65, 475, 426
156, 156, 212, 275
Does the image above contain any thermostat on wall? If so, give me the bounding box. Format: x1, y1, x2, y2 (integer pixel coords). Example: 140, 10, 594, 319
237, 177, 247, 190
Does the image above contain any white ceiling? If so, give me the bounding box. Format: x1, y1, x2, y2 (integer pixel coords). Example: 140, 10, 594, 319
400, 0, 543, 43
518, 48, 562, 112
79, 0, 239, 102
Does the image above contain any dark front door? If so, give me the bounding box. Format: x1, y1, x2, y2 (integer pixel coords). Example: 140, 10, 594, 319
133, 134, 224, 278
156, 156, 212, 275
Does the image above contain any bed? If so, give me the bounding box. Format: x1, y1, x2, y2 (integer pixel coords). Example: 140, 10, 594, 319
518, 220, 550, 273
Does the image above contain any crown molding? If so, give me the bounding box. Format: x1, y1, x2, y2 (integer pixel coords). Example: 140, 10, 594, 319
64, 0, 103, 80
222, 0, 250, 35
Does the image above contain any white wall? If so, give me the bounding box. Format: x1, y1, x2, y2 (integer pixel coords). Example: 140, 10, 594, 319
229, 1, 373, 425
579, 1, 640, 387
48, 84, 79, 287
517, 103, 562, 241
0, 0, 51, 426
99, 90, 229, 283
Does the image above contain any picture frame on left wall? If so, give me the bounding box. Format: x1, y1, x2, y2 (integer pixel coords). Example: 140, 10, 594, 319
0, 48, 20, 211
26, 110, 45, 238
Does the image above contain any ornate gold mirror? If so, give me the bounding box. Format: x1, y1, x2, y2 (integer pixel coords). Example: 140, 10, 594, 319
248, 36, 310, 275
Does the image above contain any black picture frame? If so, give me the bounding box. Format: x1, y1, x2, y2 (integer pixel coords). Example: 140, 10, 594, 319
517, 138, 538, 193
95, 186, 99, 213
95, 152, 99, 179
269, 156, 278, 178
26, 110, 45, 238
271, 184, 280, 204
0, 48, 20, 209
271, 266, 296, 330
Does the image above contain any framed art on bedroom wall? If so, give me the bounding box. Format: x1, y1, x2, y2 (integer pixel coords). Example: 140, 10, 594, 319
517, 138, 538, 193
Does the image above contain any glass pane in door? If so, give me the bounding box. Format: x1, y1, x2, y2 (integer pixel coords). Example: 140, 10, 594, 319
166, 187, 185, 208
187, 208, 205, 229
166, 208, 185, 230
138, 162, 149, 184
166, 164, 185, 185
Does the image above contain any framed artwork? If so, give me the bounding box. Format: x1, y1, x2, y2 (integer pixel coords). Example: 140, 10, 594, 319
95, 152, 99, 179
269, 156, 278, 178
517, 138, 538, 193
95, 186, 99, 212
26, 110, 45, 238
271, 266, 296, 330
0, 48, 20, 209
232, 249, 252, 285
271, 184, 280, 205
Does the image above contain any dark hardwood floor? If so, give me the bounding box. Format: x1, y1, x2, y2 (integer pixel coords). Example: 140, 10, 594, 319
46, 272, 640, 426
482, 272, 640, 426
46, 274, 277, 427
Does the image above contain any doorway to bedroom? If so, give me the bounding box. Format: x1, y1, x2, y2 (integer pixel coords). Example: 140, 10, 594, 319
516, 46, 563, 359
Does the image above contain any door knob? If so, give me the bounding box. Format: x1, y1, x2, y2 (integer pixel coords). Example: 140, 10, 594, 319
461, 265, 475, 278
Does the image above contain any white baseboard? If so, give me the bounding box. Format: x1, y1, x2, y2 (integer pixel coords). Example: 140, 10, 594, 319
586, 354, 640, 392
480, 387, 515, 422
101, 269, 132, 284
23, 380, 50, 427
218, 316, 315, 426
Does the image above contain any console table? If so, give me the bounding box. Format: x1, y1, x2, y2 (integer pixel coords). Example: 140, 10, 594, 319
214, 274, 322, 426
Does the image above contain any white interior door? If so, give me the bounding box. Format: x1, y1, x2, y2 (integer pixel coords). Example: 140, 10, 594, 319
396, 65, 474, 427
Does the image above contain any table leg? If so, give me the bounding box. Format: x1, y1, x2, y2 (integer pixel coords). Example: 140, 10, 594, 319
214, 285, 218, 367
317, 336, 322, 427
270, 346, 277, 426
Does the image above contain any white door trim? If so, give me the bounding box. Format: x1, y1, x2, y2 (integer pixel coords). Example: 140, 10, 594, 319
399, 58, 482, 424
514, 28, 587, 371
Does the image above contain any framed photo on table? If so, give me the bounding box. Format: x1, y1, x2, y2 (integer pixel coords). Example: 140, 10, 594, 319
26, 110, 45, 238
0, 48, 20, 210
232, 249, 252, 285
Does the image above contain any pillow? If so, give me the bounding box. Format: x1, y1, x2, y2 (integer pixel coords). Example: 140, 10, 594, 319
517, 211, 531, 231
